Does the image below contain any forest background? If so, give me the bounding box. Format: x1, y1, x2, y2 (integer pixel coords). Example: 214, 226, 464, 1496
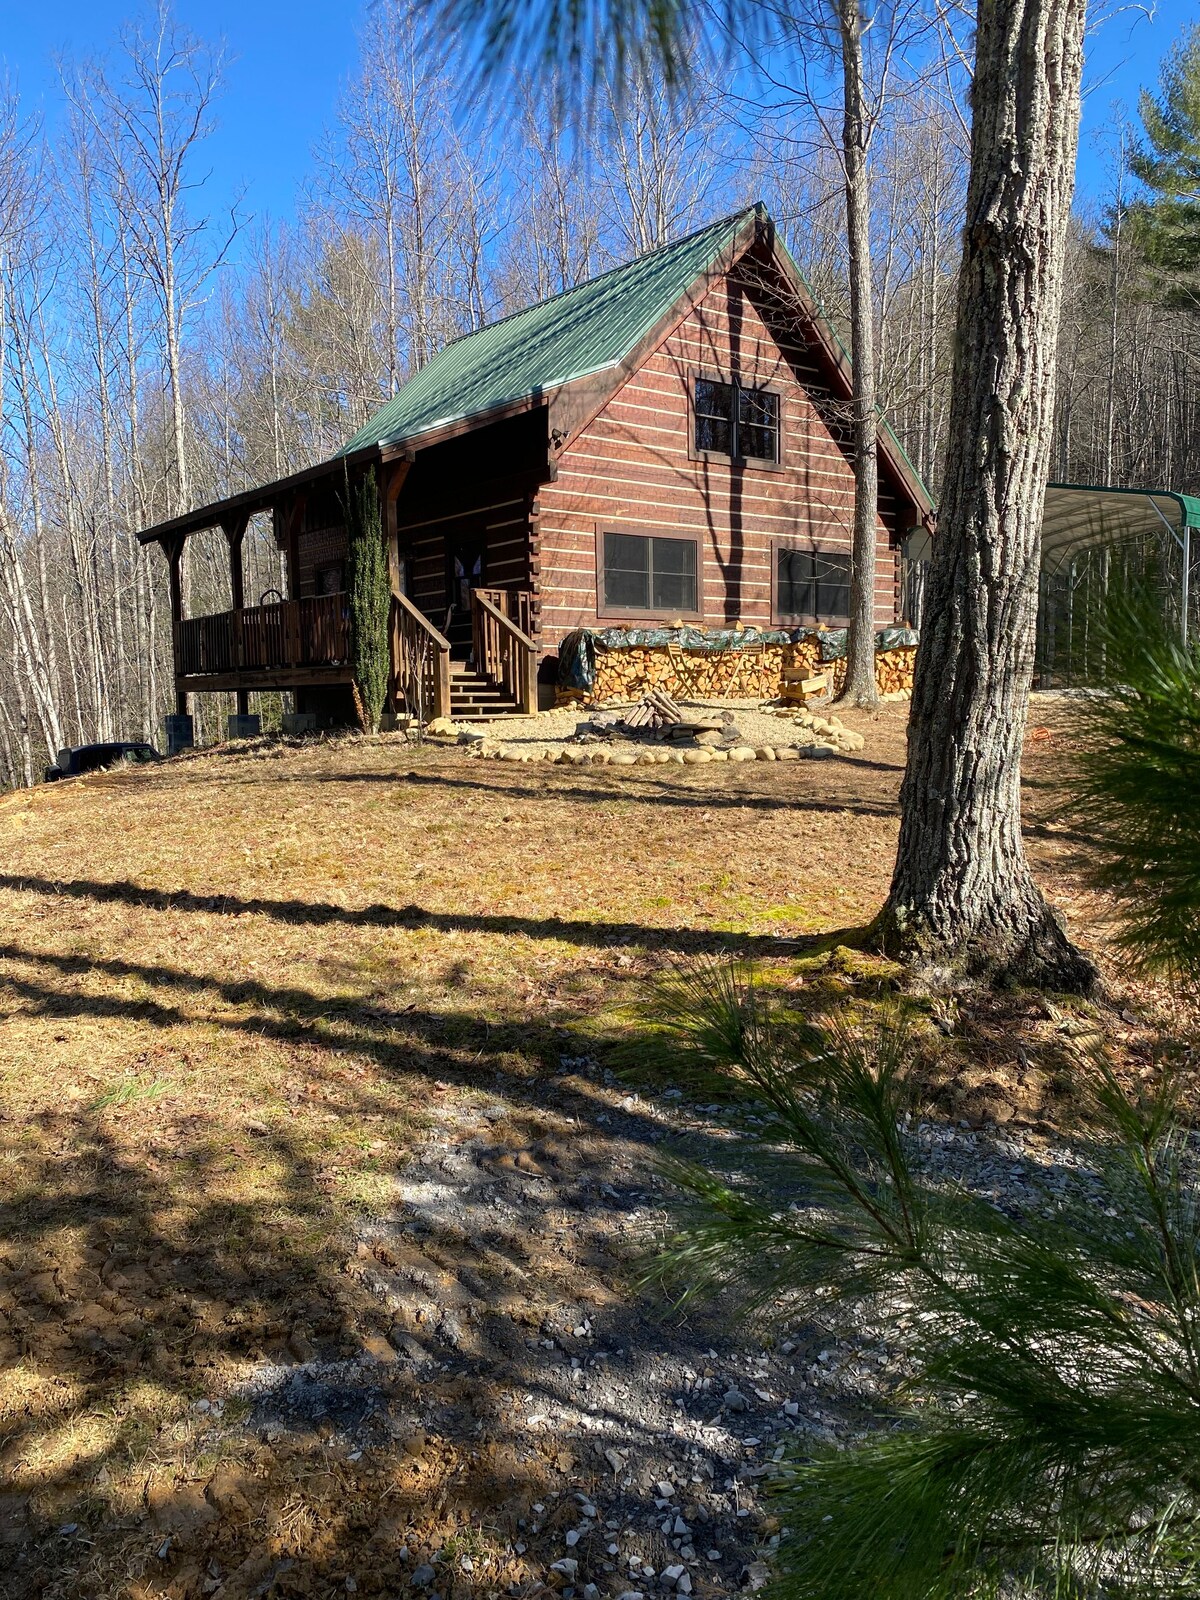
0, 0, 1195, 786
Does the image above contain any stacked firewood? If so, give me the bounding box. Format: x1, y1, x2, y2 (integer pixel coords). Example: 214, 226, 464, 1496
591, 644, 791, 702
581, 641, 917, 703
875, 648, 917, 695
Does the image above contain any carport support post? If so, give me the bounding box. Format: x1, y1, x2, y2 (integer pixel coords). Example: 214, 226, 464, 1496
1183, 527, 1191, 648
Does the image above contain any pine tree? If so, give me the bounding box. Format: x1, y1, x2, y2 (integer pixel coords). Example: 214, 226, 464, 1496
649, 598, 1200, 1595
1071, 587, 1200, 979
649, 964, 1200, 1598
346, 467, 390, 734
1131, 24, 1200, 297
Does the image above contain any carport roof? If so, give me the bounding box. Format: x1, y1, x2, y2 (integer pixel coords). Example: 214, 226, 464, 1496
1042, 482, 1200, 574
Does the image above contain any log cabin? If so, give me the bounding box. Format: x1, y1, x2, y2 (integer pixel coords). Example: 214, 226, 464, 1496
138, 203, 933, 727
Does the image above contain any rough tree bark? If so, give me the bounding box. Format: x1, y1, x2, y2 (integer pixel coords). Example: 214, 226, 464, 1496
835, 0, 881, 709
876, 0, 1096, 990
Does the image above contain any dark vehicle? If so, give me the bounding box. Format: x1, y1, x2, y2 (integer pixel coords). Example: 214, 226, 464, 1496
44, 742, 161, 783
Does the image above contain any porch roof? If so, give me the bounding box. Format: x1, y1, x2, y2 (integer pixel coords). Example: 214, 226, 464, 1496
134, 450, 376, 548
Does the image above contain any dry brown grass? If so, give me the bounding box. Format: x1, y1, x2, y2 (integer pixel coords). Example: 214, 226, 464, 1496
0, 704, 1190, 1598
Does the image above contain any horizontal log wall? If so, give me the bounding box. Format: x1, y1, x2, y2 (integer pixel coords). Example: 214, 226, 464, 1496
297, 525, 348, 598
538, 265, 907, 649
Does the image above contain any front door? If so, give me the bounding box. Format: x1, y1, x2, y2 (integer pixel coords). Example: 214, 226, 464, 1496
446, 538, 485, 659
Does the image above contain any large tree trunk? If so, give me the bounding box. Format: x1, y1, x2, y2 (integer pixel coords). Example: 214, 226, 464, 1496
835, 0, 881, 710
876, 0, 1095, 990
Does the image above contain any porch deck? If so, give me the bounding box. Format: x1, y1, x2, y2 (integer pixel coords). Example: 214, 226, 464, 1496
176, 586, 538, 720
175, 593, 352, 694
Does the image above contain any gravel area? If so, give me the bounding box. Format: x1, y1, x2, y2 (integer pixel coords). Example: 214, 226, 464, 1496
232, 1050, 1096, 1599
436, 697, 900, 763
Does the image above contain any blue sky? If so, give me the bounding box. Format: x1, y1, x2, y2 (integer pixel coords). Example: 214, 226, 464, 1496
0, 0, 1193, 237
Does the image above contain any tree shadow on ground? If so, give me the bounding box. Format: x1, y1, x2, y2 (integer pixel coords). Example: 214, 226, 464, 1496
202, 763, 903, 818
0, 912, 1152, 1600
2, 905, 879, 1599
0, 873, 856, 957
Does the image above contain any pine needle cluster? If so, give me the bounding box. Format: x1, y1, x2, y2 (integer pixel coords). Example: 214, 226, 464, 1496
1070, 587, 1200, 980
648, 964, 1200, 1598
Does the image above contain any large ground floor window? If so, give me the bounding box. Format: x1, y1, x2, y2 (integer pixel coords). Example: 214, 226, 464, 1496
600, 531, 700, 616
774, 545, 852, 624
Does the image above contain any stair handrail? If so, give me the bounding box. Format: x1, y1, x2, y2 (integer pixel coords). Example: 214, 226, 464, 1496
391, 589, 452, 722
471, 589, 538, 715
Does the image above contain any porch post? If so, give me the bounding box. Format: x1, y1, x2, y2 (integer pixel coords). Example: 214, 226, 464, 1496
166, 535, 188, 717
281, 495, 304, 601
384, 456, 414, 708
223, 511, 251, 715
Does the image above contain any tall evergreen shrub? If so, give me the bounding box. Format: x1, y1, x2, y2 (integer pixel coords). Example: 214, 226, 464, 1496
346, 466, 390, 733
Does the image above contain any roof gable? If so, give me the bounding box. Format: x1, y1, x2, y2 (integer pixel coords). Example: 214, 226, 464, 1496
338, 208, 759, 457
337, 202, 934, 522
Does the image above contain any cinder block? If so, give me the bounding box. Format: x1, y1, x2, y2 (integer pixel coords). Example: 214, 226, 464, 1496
165, 714, 194, 756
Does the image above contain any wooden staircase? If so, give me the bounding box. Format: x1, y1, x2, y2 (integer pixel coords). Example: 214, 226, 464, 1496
449, 661, 527, 720
391, 586, 537, 724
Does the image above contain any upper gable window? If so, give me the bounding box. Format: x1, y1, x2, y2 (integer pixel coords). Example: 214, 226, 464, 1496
694, 378, 780, 464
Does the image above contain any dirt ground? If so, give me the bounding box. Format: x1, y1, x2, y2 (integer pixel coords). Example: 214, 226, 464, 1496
0, 696, 1190, 1600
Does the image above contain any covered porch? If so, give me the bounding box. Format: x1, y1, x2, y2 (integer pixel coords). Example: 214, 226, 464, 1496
140, 452, 539, 731
175, 593, 351, 695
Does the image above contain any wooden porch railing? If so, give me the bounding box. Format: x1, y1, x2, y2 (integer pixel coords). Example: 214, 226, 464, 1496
391, 589, 452, 722
474, 586, 533, 638
177, 593, 348, 677
472, 588, 538, 715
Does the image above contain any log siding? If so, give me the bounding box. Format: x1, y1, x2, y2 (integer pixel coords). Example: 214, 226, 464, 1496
537, 263, 913, 648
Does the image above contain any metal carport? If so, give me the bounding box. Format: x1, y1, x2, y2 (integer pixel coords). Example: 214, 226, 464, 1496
1035, 482, 1200, 686
1041, 483, 1200, 643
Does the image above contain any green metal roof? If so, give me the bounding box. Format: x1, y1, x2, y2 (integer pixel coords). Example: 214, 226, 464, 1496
338, 208, 757, 456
